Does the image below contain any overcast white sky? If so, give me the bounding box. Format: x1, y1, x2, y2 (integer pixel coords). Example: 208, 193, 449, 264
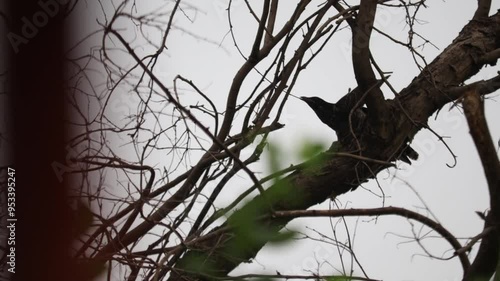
72, 1, 500, 280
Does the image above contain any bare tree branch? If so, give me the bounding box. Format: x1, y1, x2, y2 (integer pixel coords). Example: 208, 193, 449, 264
473, 0, 492, 20
462, 88, 500, 281
272, 206, 470, 271
351, 0, 389, 137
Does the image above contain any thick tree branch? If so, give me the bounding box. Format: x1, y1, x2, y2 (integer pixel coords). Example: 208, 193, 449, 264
473, 0, 491, 20
351, 0, 388, 137
264, 0, 279, 46
461, 92, 499, 203
352, 0, 377, 87
479, 48, 500, 65
462, 89, 500, 281
447, 74, 500, 99
249, 0, 270, 58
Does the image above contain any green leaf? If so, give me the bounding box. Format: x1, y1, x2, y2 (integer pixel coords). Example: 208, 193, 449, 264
179, 251, 217, 277
268, 229, 297, 244
299, 141, 326, 160
268, 142, 281, 175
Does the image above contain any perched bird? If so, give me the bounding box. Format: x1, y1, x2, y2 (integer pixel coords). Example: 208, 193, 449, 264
299, 80, 384, 134
299, 97, 336, 128
300, 95, 418, 164
299, 96, 367, 142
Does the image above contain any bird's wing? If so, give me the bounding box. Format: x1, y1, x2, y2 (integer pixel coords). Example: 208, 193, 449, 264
335, 79, 384, 112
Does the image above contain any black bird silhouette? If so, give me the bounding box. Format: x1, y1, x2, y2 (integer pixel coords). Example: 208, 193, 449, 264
299, 95, 369, 146
300, 79, 380, 137
300, 90, 418, 164
299, 96, 366, 132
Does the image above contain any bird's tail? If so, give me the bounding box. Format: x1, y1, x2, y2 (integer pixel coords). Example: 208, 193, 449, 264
398, 144, 419, 164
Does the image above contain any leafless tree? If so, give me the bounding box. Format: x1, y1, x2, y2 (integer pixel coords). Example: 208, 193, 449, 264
64, 1, 500, 280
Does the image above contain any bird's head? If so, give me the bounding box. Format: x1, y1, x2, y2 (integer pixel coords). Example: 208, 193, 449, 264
300, 96, 331, 112
299, 96, 337, 128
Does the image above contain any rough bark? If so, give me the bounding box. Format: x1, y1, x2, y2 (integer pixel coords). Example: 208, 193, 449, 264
168, 11, 500, 281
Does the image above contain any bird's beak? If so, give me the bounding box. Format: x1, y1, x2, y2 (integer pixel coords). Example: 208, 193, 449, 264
299, 96, 307, 101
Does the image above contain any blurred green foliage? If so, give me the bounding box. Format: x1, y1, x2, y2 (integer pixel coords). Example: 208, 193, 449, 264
180, 140, 335, 279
